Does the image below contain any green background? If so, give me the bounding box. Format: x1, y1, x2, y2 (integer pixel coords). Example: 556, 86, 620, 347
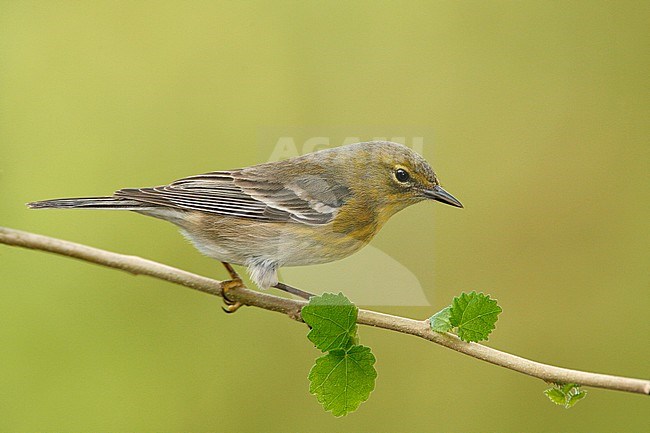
1, 1, 648, 431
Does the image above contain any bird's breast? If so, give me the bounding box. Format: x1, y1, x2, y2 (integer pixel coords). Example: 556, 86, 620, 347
174, 206, 384, 267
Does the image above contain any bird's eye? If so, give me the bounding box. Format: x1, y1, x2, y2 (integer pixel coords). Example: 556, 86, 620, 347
395, 168, 410, 183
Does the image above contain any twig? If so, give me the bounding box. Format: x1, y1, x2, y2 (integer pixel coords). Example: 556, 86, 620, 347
1, 226, 648, 396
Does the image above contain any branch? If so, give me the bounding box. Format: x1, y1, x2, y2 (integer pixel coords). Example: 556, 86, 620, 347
2, 226, 648, 396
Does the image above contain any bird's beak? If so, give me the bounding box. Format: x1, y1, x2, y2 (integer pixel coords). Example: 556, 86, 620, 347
423, 185, 463, 208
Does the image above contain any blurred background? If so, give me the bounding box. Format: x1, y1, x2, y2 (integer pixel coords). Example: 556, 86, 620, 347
1, 1, 648, 431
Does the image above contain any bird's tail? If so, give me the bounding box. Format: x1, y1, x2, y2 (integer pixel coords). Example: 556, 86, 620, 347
27, 196, 147, 210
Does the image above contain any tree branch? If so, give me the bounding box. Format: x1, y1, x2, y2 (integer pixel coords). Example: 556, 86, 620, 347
2, 226, 648, 396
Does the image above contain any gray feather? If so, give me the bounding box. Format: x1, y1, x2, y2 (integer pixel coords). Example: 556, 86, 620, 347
27, 197, 149, 210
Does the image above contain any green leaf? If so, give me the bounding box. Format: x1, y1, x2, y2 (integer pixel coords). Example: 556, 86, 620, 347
561, 382, 576, 394
308, 345, 377, 417
544, 388, 567, 406
567, 390, 587, 408
449, 291, 502, 342
429, 306, 453, 332
302, 293, 358, 352
544, 383, 587, 408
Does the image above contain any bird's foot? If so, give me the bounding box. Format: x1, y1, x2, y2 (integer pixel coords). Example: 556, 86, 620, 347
220, 262, 244, 313
221, 278, 244, 313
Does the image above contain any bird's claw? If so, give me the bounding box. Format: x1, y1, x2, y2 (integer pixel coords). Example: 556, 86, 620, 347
221, 278, 244, 313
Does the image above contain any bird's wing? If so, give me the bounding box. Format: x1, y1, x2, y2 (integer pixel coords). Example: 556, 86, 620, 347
114, 170, 351, 225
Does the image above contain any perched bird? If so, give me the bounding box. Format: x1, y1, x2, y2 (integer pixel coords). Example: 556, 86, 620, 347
29, 141, 462, 304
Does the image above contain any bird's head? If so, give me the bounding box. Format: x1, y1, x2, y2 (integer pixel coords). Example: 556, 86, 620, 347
345, 141, 463, 218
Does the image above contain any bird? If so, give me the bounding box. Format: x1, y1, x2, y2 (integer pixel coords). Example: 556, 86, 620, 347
28, 141, 462, 309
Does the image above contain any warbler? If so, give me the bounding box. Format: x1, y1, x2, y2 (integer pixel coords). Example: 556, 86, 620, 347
29, 141, 462, 296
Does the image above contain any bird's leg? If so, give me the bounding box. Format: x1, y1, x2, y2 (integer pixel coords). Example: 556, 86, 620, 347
222, 262, 240, 280
220, 262, 243, 313
221, 262, 312, 307
273, 282, 315, 300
